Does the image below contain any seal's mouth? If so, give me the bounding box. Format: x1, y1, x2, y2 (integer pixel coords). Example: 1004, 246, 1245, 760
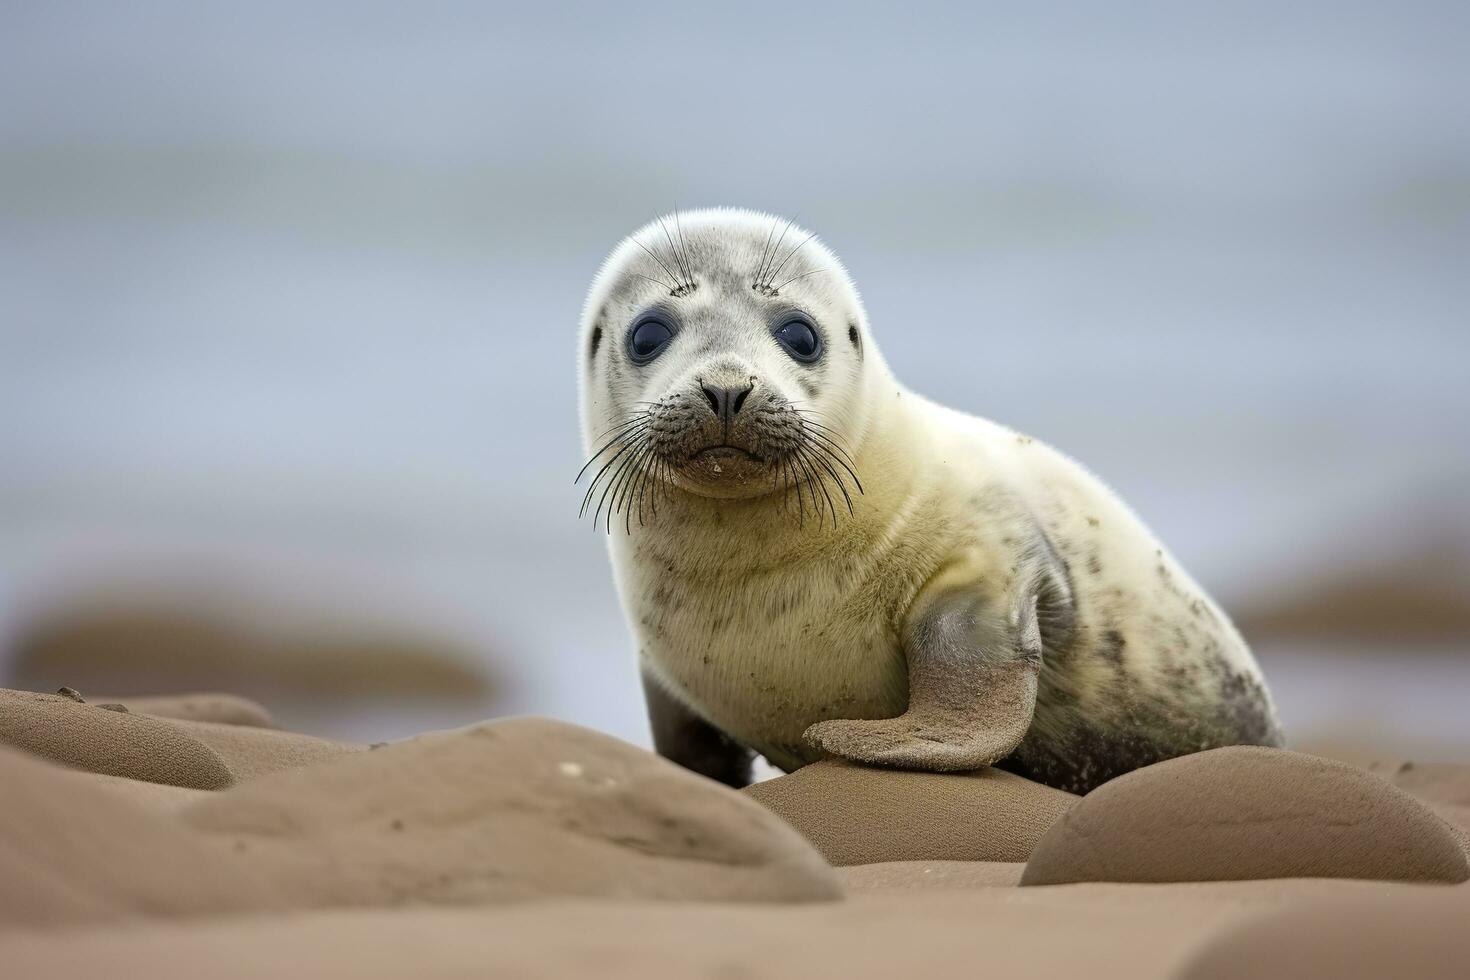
576, 396, 863, 530
690, 444, 763, 462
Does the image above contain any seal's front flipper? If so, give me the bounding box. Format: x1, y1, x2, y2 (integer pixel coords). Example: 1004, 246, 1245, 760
804, 590, 1042, 772
642, 666, 755, 788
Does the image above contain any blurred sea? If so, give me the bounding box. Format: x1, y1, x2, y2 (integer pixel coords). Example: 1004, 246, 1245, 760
2, 3, 1467, 753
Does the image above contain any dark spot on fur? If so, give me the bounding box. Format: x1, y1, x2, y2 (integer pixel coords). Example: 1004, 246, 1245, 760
1099, 629, 1127, 665
588, 325, 603, 360
1086, 554, 1103, 576
1007, 678, 1283, 794
848, 321, 861, 355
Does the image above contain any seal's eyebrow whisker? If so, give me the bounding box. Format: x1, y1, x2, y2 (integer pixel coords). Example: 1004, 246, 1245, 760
629, 273, 673, 291
674, 209, 696, 290
754, 214, 798, 291
767, 231, 818, 288
776, 268, 826, 292
655, 213, 697, 296
755, 216, 780, 290
630, 236, 681, 293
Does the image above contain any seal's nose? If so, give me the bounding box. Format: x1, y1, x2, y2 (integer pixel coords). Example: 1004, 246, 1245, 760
700, 381, 754, 424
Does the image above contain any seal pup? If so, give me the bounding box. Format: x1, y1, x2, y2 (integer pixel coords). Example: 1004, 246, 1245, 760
577, 208, 1283, 793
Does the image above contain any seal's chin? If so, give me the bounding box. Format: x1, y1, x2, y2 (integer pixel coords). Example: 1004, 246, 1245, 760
671, 445, 780, 499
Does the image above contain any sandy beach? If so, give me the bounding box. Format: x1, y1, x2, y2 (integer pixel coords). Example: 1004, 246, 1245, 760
2, 686, 1466, 978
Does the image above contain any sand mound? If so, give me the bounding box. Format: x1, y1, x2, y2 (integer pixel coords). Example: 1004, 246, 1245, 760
0, 689, 234, 790
0, 688, 359, 788
158, 717, 362, 781
0, 747, 278, 927
1174, 887, 1470, 979
743, 759, 1077, 865
1021, 746, 1470, 886
101, 692, 275, 727
181, 717, 840, 907
0, 717, 838, 928
68, 771, 212, 811
1392, 762, 1470, 837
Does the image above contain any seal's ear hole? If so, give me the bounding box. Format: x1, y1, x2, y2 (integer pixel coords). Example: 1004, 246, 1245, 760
589, 326, 603, 360
848, 322, 861, 350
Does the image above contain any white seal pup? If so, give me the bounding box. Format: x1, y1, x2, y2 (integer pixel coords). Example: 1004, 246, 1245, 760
577, 209, 1283, 793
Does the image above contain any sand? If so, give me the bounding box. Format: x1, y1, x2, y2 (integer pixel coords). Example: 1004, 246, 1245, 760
1, 685, 1467, 977
744, 758, 1077, 864
4, 881, 1465, 979
1021, 745, 1469, 885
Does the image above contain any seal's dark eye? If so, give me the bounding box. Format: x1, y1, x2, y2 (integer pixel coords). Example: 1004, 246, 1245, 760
774, 317, 822, 363
627, 316, 675, 364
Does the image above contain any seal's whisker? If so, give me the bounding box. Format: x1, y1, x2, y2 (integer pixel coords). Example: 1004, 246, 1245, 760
656, 214, 694, 294
628, 446, 659, 533
641, 456, 661, 521
788, 407, 859, 455
581, 439, 644, 517
799, 425, 863, 492
630, 273, 674, 291
807, 435, 863, 495
631, 236, 681, 293
588, 411, 648, 444
794, 415, 859, 465
577, 421, 649, 486
804, 441, 856, 516
755, 216, 780, 289
756, 215, 798, 291
651, 455, 672, 518
776, 268, 826, 291
590, 436, 646, 527
799, 424, 860, 474
767, 231, 817, 287
788, 406, 851, 434
674, 209, 696, 291
618, 442, 656, 534
597, 448, 637, 534
784, 455, 806, 528
789, 407, 851, 434
795, 444, 839, 529
583, 415, 648, 457
794, 452, 823, 526
608, 441, 654, 535
589, 456, 626, 529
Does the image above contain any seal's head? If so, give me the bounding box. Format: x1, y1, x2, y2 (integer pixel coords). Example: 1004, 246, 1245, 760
578, 209, 880, 530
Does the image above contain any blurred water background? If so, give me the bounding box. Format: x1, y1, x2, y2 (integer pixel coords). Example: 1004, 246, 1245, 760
2, 2, 1467, 760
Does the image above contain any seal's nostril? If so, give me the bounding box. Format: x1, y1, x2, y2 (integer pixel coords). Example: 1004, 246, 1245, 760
700, 382, 755, 422
730, 382, 754, 416
701, 383, 723, 418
